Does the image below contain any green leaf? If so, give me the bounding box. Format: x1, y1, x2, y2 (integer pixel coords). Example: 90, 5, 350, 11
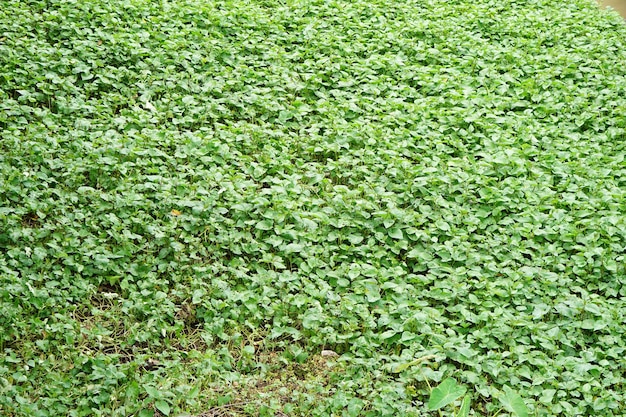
255, 220, 273, 231
457, 395, 471, 417
122, 381, 138, 404
499, 385, 528, 417
388, 227, 404, 240
348, 234, 363, 244
143, 385, 160, 399
428, 378, 467, 410
154, 400, 171, 416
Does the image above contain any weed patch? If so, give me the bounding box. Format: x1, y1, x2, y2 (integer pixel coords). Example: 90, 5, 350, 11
1, 0, 626, 416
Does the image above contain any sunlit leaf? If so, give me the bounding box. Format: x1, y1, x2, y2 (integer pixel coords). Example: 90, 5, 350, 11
499, 386, 529, 417
428, 378, 467, 410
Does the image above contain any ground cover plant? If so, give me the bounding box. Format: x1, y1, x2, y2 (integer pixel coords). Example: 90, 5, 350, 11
1, 0, 626, 415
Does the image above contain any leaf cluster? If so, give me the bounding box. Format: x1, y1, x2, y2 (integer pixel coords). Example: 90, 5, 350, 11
1, 0, 626, 416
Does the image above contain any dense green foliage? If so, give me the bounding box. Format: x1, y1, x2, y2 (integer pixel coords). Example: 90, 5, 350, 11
1, 0, 626, 415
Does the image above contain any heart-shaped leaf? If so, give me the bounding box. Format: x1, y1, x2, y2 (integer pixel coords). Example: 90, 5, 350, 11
155, 400, 171, 416
428, 378, 467, 410
498, 385, 528, 417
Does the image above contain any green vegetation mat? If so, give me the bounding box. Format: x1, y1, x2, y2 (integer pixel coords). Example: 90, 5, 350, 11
1, 0, 626, 415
